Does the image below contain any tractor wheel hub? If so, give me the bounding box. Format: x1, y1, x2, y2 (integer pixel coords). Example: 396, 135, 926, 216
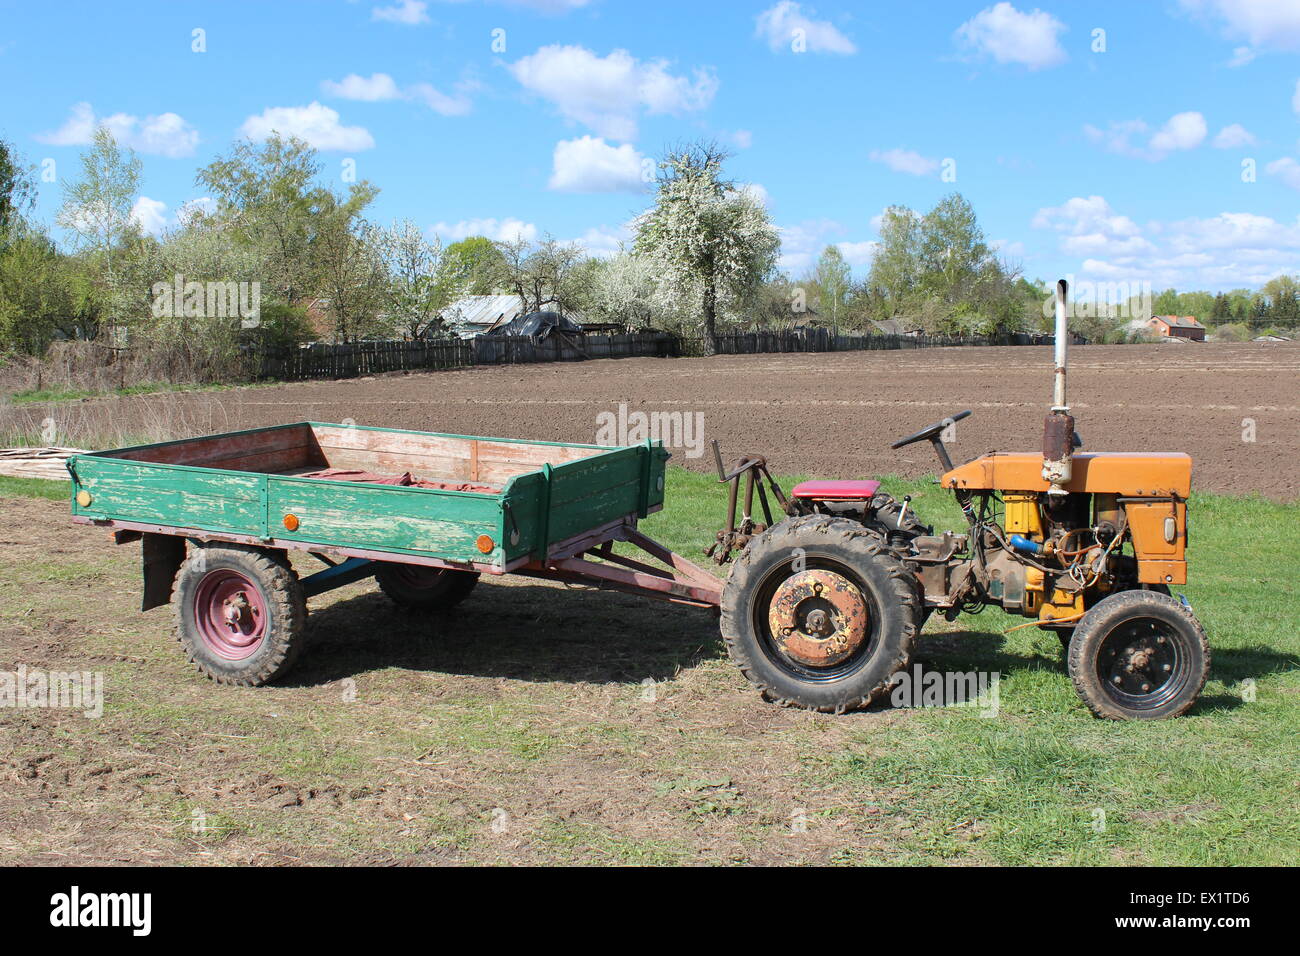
768, 569, 869, 667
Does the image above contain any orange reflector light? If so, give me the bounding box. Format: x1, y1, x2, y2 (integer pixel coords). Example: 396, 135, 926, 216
475, 534, 494, 554
283, 514, 300, 531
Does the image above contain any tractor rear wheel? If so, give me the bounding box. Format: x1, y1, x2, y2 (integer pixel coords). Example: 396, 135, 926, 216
1067, 589, 1209, 720
720, 515, 919, 713
375, 563, 479, 610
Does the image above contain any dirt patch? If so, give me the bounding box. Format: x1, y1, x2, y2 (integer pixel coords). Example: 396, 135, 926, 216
0, 495, 919, 865
5, 341, 1296, 498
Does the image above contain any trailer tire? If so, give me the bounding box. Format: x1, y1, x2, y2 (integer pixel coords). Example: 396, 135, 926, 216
175, 544, 307, 686
375, 563, 479, 610
1068, 589, 1209, 720
720, 515, 919, 714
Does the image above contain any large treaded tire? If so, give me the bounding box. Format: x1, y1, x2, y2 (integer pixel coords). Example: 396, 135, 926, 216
174, 544, 307, 686
375, 563, 479, 610
1068, 589, 1209, 720
720, 515, 919, 713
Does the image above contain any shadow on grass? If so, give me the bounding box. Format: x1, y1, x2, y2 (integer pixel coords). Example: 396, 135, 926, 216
282, 579, 723, 688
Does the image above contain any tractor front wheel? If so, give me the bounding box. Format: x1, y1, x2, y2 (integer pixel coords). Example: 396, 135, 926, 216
720, 515, 919, 713
1067, 589, 1209, 720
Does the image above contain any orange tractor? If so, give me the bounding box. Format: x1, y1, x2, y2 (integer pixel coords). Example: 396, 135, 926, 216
710, 281, 1209, 720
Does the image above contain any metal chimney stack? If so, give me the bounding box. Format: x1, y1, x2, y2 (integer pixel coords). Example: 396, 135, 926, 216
1041, 279, 1075, 494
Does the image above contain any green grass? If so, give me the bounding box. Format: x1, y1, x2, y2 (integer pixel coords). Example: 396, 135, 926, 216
637, 468, 1300, 865
6, 381, 265, 405
0, 476, 70, 500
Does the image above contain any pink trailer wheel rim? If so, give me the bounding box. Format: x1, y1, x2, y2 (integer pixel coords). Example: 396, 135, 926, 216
194, 569, 268, 660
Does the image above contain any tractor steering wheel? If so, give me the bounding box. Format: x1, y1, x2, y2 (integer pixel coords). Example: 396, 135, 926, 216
890, 410, 971, 449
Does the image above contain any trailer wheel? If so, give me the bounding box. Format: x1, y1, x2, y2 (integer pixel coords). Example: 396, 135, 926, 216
720, 515, 919, 714
375, 563, 479, 610
175, 544, 307, 686
1068, 589, 1209, 720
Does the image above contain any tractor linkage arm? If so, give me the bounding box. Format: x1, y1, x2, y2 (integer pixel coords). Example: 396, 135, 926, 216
706, 440, 791, 565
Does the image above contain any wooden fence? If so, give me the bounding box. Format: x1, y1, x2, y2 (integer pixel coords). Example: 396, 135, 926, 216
254, 328, 1068, 382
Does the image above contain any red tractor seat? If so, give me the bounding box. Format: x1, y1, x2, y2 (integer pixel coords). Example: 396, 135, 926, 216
790, 479, 881, 500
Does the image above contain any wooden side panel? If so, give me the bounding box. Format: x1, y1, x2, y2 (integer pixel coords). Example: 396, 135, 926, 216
111, 423, 322, 474
70, 457, 266, 536
268, 477, 503, 564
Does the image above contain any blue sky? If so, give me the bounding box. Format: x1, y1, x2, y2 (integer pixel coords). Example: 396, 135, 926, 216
3, 0, 1300, 292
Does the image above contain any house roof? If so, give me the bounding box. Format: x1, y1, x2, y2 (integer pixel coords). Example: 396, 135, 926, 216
442, 294, 525, 339
1151, 314, 1205, 329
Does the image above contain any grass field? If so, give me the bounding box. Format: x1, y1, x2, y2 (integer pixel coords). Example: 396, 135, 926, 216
1, 469, 1296, 865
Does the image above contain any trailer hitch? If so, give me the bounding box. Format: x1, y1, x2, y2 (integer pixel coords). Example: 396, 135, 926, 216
705, 440, 791, 564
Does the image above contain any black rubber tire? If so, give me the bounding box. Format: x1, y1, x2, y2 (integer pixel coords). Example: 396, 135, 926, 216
720, 515, 919, 713
1059, 584, 1170, 651
871, 492, 929, 536
375, 563, 479, 610
174, 544, 307, 686
1068, 589, 1210, 720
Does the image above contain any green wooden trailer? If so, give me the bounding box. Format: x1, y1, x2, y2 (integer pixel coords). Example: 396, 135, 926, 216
66, 422, 722, 685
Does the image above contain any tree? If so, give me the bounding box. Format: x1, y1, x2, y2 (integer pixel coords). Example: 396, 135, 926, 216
55, 127, 143, 326
0, 229, 100, 352
370, 219, 450, 339
197, 134, 377, 306
866, 205, 922, 313
0, 138, 35, 245
493, 235, 584, 314
1262, 275, 1300, 329
585, 253, 665, 330
313, 199, 387, 343
439, 236, 504, 297
813, 245, 851, 325
634, 142, 779, 352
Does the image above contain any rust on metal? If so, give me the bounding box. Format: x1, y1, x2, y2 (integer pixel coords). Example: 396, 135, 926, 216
767, 569, 869, 667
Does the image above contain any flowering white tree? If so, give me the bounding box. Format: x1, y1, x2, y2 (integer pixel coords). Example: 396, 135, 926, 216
368, 218, 449, 339
633, 143, 779, 352
586, 252, 665, 331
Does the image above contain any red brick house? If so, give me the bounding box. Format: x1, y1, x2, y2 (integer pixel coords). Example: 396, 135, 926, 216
1147, 315, 1206, 342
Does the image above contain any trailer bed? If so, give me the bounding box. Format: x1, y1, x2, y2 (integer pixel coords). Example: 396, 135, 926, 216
67, 422, 672, 574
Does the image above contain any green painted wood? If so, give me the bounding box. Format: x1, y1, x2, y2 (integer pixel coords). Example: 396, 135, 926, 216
67, 422, 670, 568
268, 476, 502, 563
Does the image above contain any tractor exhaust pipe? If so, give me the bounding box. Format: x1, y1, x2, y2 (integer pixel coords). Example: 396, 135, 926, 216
1041, 279, 1075, 495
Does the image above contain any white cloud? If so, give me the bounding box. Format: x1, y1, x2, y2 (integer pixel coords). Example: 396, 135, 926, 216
508, 44, 718, 141
869, 147, 940, 176
755, 2, 857, 55
37, 102, 200, 158
239, 102, 375, 151
433, 217, 538, 244
956, 2, 1067, 71
1149, 111, 1208, 152
323, 72, 475, 116
408, 81, 475, 117
564, 222, 634, 258
729, 129, 754, 149
549, 136, 647, 193
1212, 123, 1256, 148
1179, 0, 1300, 51
1227, 45, 1256, 66
130, 196, 168, 236
1266, 157, 1300, 189
372, 0, 428, 25
322, 73, 403, 101
1084, 111, 1207, 161
1035, 194, 1300, 289
1293, 78, 1300, 114
836, 240, 878, 268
